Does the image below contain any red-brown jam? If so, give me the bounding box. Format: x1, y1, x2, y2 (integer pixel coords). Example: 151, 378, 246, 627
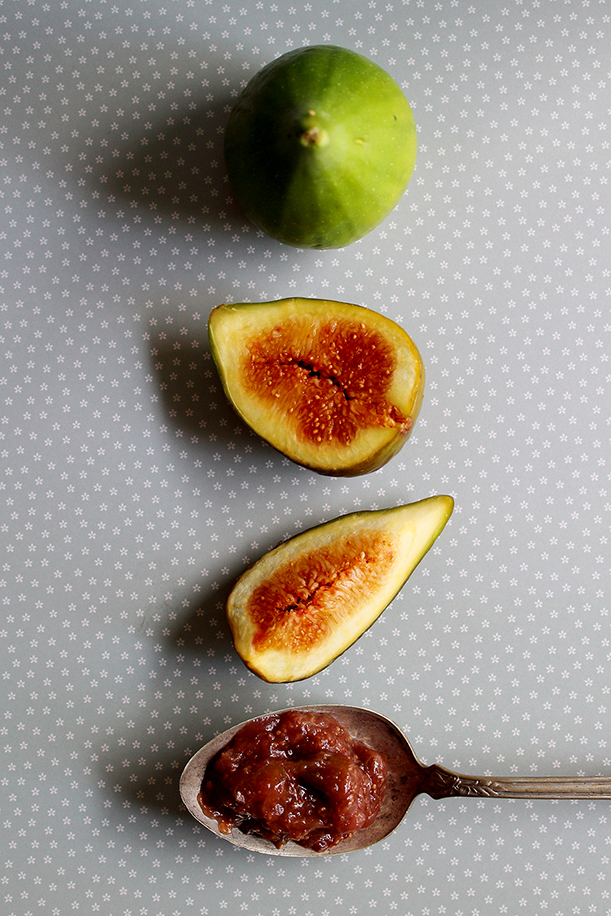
197, 710, 387, 851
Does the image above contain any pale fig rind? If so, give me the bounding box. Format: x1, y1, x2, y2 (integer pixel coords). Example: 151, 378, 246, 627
208, 297, 425, 477
226, 495, 454, 683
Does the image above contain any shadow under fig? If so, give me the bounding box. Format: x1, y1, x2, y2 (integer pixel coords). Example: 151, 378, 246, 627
99, 96, 247, 229
149, 332, 271, 460
166, 578, 236, 655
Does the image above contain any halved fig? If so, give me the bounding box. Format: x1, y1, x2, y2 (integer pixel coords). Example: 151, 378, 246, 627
226, 495, 454, 683
208, 298, 424, 477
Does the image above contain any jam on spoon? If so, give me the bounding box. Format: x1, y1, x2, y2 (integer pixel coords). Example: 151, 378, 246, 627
180, 705, 611, 857
195, 708, 386, 852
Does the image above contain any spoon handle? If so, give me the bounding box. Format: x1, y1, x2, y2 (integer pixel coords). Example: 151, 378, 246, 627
426, 764, 611, 801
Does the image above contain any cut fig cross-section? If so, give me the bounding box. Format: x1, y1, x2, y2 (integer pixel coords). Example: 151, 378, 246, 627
225, 495, 454, 683
208, 297, 425, 476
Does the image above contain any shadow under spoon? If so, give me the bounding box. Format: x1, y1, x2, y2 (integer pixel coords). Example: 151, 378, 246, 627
179, 704, 611, 857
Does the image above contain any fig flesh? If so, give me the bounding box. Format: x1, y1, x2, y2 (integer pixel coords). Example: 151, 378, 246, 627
226, 495, 454, 683
208, 298, 424, 477
223, 44, 417, 249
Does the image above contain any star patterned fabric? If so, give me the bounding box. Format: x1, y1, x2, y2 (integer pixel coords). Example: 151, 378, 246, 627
1, 1, 611, 915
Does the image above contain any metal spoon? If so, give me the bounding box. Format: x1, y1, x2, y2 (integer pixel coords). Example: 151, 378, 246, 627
179, 704, 611, 857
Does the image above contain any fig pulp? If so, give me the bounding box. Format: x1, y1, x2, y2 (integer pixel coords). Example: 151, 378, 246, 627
226, 495, 454, 683
208, 298, 424, 476
223, 45, 417, 249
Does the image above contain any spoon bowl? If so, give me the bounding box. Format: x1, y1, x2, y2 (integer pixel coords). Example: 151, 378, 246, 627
179, 704, 611, 857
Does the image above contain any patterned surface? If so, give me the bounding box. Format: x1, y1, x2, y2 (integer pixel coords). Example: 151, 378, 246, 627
2, 0, 610, 913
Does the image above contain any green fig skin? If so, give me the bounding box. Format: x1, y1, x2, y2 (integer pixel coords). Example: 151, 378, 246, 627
226, 496, 454, 683
224, 45, 417, 249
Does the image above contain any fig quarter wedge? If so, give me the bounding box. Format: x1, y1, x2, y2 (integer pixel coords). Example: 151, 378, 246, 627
208, 297, 425, 476
226, 495, 454, 683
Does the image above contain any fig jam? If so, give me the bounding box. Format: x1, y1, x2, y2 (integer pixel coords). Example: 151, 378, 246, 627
197, 710, 387, 851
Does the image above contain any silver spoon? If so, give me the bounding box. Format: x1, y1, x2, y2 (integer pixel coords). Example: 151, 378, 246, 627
179, 704, 611, 857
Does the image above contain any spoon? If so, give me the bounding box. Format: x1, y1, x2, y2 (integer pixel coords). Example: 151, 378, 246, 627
179, 704, 611, 857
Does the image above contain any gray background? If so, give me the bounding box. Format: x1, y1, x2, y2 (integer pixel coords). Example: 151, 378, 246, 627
2, 0, 610, 914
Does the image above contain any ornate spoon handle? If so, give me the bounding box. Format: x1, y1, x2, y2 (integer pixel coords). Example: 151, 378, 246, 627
425, 764, 611, 801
